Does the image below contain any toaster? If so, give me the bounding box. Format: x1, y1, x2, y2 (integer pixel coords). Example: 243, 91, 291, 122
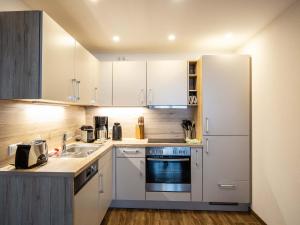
15, 140, 48, 169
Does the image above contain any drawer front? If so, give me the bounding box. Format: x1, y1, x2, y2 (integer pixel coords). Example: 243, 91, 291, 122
203, 180, 250, 203
116, 147, 145, 158
146, 192, 191, 202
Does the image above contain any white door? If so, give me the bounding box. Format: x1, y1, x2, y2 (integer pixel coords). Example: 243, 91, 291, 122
191, 148, 203, 202
74, 174, 99, 225
202, 55, 250, 135
98, 61, 113, 106
147, 60, 188, 106
113, 61, 146, 106
116, 157, 145, 200
41, 13, 76, 102
98, 153, 113, 222
91, 57, 101, 105
202, 136, 250, 203
75, 42, 95, 105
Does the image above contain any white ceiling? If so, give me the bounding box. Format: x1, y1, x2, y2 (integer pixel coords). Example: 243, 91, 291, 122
23, 0, 296, 54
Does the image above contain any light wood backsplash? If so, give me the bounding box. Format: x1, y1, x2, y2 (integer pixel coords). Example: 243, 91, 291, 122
0, 100, 85, 164
85, 107, 194, 139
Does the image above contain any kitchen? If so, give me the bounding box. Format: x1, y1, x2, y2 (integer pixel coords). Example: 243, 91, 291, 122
0, 0, 299, 225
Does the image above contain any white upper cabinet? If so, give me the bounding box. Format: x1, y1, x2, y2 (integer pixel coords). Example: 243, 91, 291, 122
41, 12, 100, 105
75, 42, 95, 105
74, 42, 100, 105
202, 55, 250, 135
98, 62, 113, 106
147, 60, 188, 106
41, 13, 76, 102
113, 61, 147, 106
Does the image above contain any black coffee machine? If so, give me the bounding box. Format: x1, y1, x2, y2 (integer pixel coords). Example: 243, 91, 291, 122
94, 116, 108, 140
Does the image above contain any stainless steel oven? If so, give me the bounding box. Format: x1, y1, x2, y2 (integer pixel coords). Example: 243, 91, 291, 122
146, 147, 191, 192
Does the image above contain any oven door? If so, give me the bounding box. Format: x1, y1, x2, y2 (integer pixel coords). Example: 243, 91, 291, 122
146, 156, 191, 192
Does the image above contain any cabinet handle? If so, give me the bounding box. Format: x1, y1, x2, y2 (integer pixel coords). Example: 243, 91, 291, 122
218, 184, 236, 189
205, 117, 209, 133
139, 89, 145, 105
70, 79, 77, 101
139, 160, 144, 177
148, 89, 153, 105
94, 87, 98, 103
99, 173, 104, 193
122, 150, 139, 154
196, 149, 199, 166
76, 80, 80, 101
205, 138, 209, 154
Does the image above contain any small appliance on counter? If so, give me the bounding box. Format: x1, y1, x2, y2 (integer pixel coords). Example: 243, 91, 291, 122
80, 125, 94, 143
94, 116, 108, 140
15, 140, 48, 169
135, 116, 145, 139
112, 122, 122, 141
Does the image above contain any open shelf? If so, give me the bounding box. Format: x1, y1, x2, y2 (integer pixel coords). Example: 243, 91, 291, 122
188, 61, 198, 106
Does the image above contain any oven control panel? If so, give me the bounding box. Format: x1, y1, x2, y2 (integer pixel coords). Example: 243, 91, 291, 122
146, 147, 191, 156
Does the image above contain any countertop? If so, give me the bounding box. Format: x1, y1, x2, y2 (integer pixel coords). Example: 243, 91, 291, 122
0, 138, 202, 177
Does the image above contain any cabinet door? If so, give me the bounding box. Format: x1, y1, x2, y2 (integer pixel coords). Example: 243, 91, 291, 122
203, 136, 250, 203
98, 61, 113, 106
75, 42, 95, 105
74, 174, 99, 225
98, 151, 113, 223
202, 55, 250, 135
116, 157, 145, 200
41, 12, 76, 102
191, 148, 203, 202
91, 56, 101, 105
0, 11, 41, 99
147, 61, 188, 106
113, 61, 146, 106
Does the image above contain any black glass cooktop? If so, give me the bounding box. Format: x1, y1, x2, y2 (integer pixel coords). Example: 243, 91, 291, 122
148, 138, 186, 143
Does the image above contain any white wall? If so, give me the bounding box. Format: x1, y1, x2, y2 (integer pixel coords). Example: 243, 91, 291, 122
0, 0, 29, 11
238, 1, 300, 225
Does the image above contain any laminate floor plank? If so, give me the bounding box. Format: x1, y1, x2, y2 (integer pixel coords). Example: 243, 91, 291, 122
101, 208, 264, 225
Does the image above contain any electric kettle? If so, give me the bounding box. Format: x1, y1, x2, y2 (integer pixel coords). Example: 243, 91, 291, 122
112, 122, 122, 141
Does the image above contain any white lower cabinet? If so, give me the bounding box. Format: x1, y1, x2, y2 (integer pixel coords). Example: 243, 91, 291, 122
191, 148, 203, 202
74, 174, 99, 225
116, 148, 145, 200
203, 136, 250, 203
98, 151, 113, 223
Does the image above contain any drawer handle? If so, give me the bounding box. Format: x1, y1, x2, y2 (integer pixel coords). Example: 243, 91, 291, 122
218, 184, 236, 189
99, 173, 104, 193
122, 150, 139, 154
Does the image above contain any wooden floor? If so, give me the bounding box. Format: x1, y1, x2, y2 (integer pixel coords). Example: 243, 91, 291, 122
101, 208, 264, 225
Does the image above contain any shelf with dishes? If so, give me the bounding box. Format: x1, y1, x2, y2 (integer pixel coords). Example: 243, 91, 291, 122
188, 61, 198, 106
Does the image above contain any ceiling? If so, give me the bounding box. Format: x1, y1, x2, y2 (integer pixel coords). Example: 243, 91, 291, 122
23, 0, 296, 54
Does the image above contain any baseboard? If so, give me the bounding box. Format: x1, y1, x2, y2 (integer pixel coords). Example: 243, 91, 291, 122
111, 200, 250, 212
251, 209, 267, 225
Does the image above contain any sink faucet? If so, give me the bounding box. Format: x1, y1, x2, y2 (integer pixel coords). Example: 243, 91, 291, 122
62, 133, 68, 153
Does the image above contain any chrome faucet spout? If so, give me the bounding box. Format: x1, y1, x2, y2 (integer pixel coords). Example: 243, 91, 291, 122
62, 133, 68, 153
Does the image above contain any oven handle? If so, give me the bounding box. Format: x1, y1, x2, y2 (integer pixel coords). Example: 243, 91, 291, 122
147, 158, 190, 162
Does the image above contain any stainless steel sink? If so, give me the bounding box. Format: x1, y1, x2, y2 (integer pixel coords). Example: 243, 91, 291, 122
60, 144, 102, 158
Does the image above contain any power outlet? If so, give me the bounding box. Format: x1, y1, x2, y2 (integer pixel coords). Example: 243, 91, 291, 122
8, 143, 22, 156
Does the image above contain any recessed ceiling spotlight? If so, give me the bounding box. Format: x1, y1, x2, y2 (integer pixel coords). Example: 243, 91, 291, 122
112, 35, 120, 42
89, 0, 99, 3
168, 34, 176, 41
224, 32, 233, 39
